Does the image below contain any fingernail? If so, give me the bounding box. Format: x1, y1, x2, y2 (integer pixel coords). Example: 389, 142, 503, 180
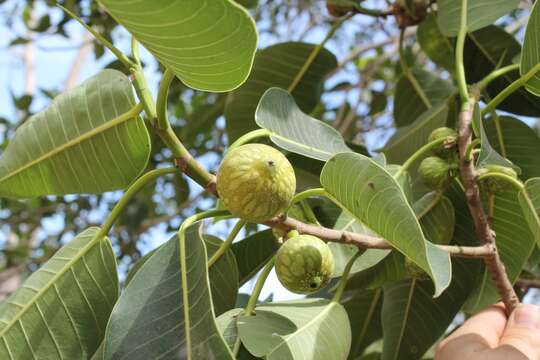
514, 304, 540, 329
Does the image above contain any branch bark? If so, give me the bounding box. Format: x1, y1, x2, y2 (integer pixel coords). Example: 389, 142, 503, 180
457, 101, 519, 314
264, 215, 493, 259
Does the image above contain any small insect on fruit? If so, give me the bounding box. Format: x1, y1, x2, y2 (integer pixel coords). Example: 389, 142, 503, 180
217, 144, 296, 222
275, 234, 334, 294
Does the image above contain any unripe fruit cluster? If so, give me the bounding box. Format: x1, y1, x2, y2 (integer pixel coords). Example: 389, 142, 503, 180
418, 128, 459, 190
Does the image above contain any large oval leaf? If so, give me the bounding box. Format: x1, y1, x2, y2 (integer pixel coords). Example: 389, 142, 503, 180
521, 0, 540, 96
320, 153, 451, 296
99, 0, 258, 92
384, 102, 449, 164
464, 26, 540, 117
255, 88, 352, 161
0, 69, 150, 199
238, 299, 351, 360
417, 13, 455, 72
437, 0, 520, 36
103, 224, 233, 360
519, 178, 540, 248
231, 229, 278, 286
225, 42, 337, 141
393, 67, 454, 127
484, 116, 540, 180
0, 228, 118, 359
465, 189, 536, 312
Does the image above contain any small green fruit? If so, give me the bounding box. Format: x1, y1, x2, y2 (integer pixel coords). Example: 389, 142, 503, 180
418, 156, 458, 190
217, 144, 296, 222
405, 257, 429, 280
428, 127, 458, 159
275, 235, 334, 294
477, 165, 519, 193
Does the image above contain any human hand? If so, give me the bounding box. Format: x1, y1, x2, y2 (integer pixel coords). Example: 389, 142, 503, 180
435, 303, 540, 359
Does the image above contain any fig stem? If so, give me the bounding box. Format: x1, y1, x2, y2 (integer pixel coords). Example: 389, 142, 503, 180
332, 250, 362, 303
393, 137, 448, 180
227, 129, 271, 153
208, 220, 246, 268
97, 167, 178, 239
476, 172, 524, 191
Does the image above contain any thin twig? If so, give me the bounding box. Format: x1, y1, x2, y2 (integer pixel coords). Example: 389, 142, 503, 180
264, 215, 493, 258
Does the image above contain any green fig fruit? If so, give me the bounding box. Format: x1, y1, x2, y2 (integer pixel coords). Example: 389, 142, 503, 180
275, 234, 334, 294
418, 156, 458, 190
477, 164, 519, 193
217, 144, 296, 222
428, 127, 458, 159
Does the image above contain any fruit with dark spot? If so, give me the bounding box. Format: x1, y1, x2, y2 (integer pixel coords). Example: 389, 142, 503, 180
217, 144, 296, 222
477, 164, 519, 193
275, 234, 334, 294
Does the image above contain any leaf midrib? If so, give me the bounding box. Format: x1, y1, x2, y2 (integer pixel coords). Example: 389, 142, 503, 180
390, 279, 417, 360
0, 103, 142, 185
0, 230, 103, 339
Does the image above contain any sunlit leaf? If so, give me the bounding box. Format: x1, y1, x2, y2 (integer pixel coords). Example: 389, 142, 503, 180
321, 153, 452, 296
256, 88, 352, 161
0, 228, 118, 359
521, 0, 540, 96
99, 0, 258, 92
0, 70, 150, 199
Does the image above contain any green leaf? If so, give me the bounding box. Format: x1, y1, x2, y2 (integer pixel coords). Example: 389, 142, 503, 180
521, 0, 540, 96
344, 289, 383, 359
216, 309, 259, 359
0, 228, 118, 359
464, 26, 540, 117
384, 103, 449, 164
103, 224, 233, 360
0, 70, 150, 199
437, 0, 520, 36
225, 42, 337, 141
465, 189, 536, 312
472, 105, 519, 172
205, 235, 239, 316
519, 178, 540, 248
393, 67, 454, 127
414, 193, 455, 246
238, 299, 351, 360
124, 235, 239, 316
321, 153, 452, 296
330, 211, 390, 278
484, 116, 540, 180
99, 0, 258, 92
255, 88, 352, 161
417, 13, 455, 72
381, 259, 478, 360
231, 229, 278, 286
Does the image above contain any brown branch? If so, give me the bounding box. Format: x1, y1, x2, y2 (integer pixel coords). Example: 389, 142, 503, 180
457, 102, 519, 314
264, 216, 494, 259
515, 278, 540, 290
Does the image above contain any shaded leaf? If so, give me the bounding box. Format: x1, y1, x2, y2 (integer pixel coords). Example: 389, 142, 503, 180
0, 70, 150, 199
255, 88, 351, 161
384, 103, 449, 164
437, 0, 520, 36
417, 13, 455, 72
321, 152, 452, 296
0, 228, 118, 359
464, 26, 540, 117
519, 178, 540, 248
484, 116, 540, 180
231, 229, 278, 286
100, 0, 258, 92
393, 67, 454, 127
103, 225, 233, 360
521, 0, 540, 96
226, 42, 337, 141
343, 289, 383, 359
238, 299, 351, 360
465, 189, 536, 312
216, 309, 260, 359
